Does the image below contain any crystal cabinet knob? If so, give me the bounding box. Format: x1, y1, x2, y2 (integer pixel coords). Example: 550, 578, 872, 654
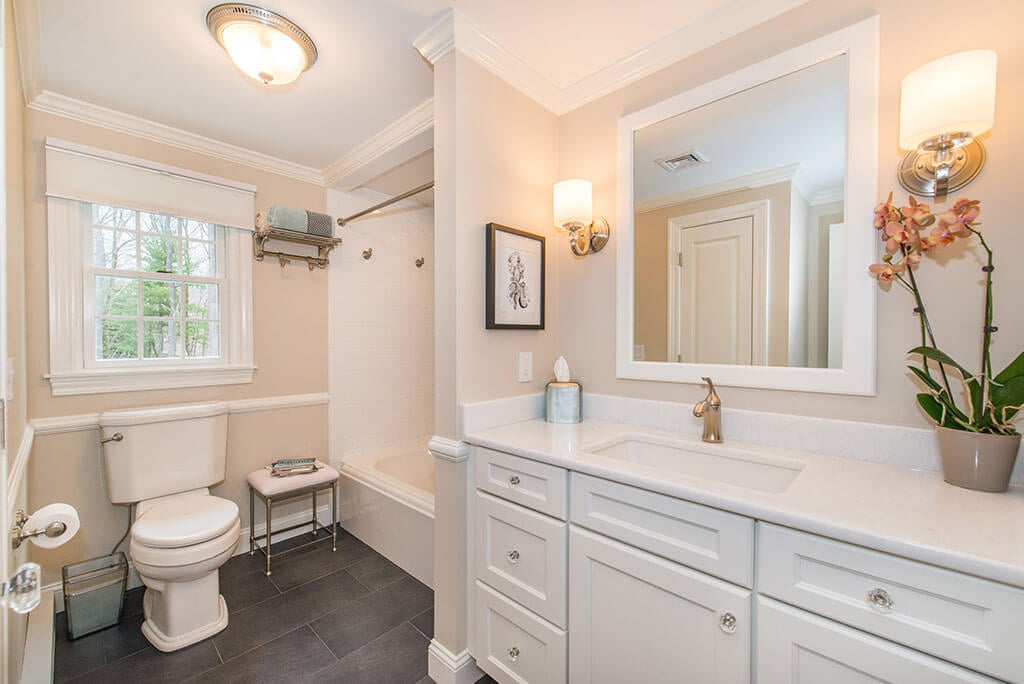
506, 550, 520, 564
867, 588, 894, 613
507, 646, 520, 662
508, 475, 521, 488
719, 612, 737, 635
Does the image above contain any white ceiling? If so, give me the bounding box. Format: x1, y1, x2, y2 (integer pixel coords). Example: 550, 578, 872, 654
23, 0, 803, 186
634, 55, 847, 205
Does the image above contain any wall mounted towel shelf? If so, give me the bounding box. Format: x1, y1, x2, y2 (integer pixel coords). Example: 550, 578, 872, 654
253, 228, 342, 270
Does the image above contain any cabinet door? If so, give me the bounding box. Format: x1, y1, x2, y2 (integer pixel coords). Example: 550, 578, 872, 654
569, 527, 750, 683
757, 597, 1000, 683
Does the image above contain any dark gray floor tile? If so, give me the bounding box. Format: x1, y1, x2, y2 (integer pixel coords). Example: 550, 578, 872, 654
219, 529, 336, 582
122, 587, 145, 618
310, 576, 433, 659
346, 552, 411, 592
267, 530, 377, 592
475, 676, 498, 683
53, 614, 106, 683
65, 639, 220, 684
192, 625, 335, 683
99, 613, 150, 662
302, 622, 429, 683
220, 565, 280, 613
409, 607, 434, 640
416, 677, 432, 684
213, 563, 369, 661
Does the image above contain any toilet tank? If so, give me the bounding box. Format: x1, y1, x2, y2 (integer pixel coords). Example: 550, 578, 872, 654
99, 402, 230, 504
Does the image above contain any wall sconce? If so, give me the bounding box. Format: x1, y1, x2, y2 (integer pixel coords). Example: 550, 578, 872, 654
898, 49, 997, 198
207, 4, 318, 86
553, 179, 611, 257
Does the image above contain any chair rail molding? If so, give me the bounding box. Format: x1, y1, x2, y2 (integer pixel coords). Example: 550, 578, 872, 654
7, 426, 36, 518
30, 392, 331, 436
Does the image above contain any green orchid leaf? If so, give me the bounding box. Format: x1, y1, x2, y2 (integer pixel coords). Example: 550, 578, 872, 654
916, 393, 946, 426
991, 375, 1024, 424
908, 346, 972, 378
907, 365, 942, 393
994, 349, 1024, 384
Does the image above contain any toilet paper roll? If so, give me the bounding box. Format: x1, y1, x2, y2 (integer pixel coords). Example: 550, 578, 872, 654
23, 503, 80, 549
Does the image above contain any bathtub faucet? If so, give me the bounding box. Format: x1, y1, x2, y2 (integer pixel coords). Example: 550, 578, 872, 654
693, 377, 722, 443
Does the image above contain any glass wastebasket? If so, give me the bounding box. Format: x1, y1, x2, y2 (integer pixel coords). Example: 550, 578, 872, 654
62, 552, 128, 639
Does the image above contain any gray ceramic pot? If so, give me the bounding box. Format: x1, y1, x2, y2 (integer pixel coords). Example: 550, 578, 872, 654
936, 426, 1021, 493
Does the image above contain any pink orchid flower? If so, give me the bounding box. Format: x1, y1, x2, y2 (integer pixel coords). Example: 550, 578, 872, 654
937, 197, 981, 237
884, 220, 919, 252
869, 262, 906, 283
901, 196, 936, 228
873, 192, 897, 230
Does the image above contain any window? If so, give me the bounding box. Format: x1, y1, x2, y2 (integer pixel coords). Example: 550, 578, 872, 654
88, 204, 225, 364
46, 139, 255, 395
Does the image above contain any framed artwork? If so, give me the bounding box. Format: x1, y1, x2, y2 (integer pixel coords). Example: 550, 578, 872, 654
485, 223, 545, 329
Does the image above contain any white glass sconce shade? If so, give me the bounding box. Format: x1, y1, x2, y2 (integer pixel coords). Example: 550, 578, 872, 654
554, 179, 593, 228
899, 49, 996, 150
896, 49, 997, 198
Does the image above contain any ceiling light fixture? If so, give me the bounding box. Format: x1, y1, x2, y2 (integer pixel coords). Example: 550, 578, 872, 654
206, 4, 318, 86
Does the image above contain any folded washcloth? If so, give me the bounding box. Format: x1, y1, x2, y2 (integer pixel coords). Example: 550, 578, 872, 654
306, 210, 334, 237
267, 204, 309, 233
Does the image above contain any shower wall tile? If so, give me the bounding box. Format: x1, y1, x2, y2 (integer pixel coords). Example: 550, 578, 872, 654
327, 190, 435, 465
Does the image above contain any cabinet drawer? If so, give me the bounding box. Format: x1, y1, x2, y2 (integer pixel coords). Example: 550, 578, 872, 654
476, 492, 568, 627
758, 523, 1024, 683
475, 580, 567, 684
570, 473, 754, 587
476, 447, 568, 519
758, 597, 999, 683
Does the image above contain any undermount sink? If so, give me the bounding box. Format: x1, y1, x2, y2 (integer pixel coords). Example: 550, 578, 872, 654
583, 434, 805, 494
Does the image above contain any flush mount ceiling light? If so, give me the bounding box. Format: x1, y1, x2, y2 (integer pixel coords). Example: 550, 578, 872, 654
206, 3, 318, 86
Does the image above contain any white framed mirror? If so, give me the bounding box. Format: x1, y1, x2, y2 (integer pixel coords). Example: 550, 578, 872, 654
616, 17, 879, 395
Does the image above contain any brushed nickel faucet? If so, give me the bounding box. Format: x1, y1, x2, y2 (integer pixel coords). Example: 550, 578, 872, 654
693, 377, 722, 443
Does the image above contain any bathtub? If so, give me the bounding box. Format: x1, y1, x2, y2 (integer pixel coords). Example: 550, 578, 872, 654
338, 444, 435, 588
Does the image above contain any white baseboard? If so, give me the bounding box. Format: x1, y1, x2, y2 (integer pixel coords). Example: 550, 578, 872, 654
428, 640, 483, 684
21, 588, 55, 684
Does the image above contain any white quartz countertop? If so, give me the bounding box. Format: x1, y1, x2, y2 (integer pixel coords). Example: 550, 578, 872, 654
464, 418, 1024, 589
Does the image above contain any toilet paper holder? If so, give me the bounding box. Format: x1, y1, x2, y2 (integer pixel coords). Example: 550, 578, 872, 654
10, 509, 68, 550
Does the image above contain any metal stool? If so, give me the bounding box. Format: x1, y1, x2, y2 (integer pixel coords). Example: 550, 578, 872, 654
246, 461, 339, 576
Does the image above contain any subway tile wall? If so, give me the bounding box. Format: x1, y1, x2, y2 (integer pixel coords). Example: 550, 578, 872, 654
327, 189, 435, 464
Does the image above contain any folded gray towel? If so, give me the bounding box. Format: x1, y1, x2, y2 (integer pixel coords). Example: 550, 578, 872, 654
307, 210, 334, 237
267, 205, 308, 232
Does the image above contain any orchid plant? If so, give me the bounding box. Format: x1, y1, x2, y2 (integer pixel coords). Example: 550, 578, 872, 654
870, 194, 1024, 435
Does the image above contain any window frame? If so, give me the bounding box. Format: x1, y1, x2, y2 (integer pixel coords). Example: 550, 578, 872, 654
47, 197, 254, 396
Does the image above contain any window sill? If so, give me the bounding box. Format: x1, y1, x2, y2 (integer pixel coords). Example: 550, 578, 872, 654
46, 365, 256, 396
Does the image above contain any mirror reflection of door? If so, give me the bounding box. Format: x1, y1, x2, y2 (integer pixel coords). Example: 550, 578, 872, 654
668, 202, 767, 365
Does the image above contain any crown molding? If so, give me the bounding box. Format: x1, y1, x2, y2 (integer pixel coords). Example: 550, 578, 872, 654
414, 8, 562, 114
323, 98, 434, 190
416, 0, 810, 116
28, 90, 326, 185
636, 163, 800, 214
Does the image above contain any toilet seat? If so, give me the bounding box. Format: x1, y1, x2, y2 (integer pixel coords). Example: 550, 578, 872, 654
133, 495, 238, 548
131, 518, 241, 569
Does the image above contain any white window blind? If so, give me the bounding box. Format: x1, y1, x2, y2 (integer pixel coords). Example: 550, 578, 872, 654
44, 138, 257, 230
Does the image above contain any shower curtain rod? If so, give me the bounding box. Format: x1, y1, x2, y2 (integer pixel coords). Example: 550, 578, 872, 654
336, 181, 435, 227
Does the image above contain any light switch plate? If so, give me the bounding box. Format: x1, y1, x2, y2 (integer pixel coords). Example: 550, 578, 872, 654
517, 351, 533, 382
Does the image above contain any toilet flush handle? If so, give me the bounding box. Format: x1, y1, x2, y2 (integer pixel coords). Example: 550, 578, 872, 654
100, 432, 124, 445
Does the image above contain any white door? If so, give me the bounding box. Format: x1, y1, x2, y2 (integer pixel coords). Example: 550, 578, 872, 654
757, 598, 999, 683
678, 217, 753, 365
0, 0, 10, 676
568, 527, 750, 683
668, 201, 768, 365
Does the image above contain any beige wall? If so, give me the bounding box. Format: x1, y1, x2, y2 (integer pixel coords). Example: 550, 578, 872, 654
557, 0, 1024, 428
439, 53, 560, 437
634, 182, 792, 364
22, 111, 329, 582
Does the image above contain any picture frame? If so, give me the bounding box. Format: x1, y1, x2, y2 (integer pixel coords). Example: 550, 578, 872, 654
485, 223, 545, 329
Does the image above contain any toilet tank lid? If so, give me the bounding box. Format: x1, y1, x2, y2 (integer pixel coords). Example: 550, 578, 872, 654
99, 401, 230, 427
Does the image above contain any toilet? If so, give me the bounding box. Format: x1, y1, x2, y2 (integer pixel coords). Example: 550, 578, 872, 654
99, 402, 240, 652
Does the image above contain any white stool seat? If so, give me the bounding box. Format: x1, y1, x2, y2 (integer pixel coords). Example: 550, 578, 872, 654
246, 461, 339, 497
133, 495, 239, 548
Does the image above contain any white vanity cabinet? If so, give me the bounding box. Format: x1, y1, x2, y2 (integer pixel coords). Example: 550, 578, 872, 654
469, 445, 1024, 684
569, 527, 751, 683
